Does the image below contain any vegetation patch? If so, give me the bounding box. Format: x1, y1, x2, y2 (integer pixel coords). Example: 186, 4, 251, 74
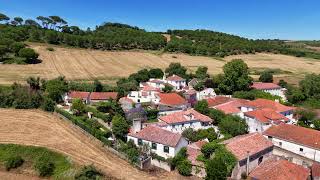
249, 67, 293, 75
0, 144, 74, 178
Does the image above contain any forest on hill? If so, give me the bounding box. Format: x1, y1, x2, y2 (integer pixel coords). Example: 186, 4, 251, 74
1, 13, 320, 60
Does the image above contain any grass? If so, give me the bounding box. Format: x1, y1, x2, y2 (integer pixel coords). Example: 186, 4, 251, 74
249, 67, 293, 75
0, 144, 76, 179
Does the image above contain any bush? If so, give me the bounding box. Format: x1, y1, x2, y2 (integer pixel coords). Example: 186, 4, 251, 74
75, 165, 103, 180
259, 71, 273, 82
18, 48, 39, 64
46, 47, 54, 51
34, 155, 55, 177
5, 155, 24, 171
41, 97, 56, 112
177, 159, 192, 176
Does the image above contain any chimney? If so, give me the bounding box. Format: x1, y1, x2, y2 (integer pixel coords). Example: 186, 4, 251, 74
246, 151, 250, 176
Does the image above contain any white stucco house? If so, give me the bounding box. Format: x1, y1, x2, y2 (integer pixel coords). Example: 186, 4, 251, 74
251, 82, 287, 101
127, 85, 160, 103
196, 88, 216, 100
165, 74, 186, 91
127, 125, 188, 159
263, 124, 320, 165
157, 108, 214, 133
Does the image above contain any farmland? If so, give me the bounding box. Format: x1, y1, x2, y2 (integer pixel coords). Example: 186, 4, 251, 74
0, 44, 319, 85
0, 109, 188, 180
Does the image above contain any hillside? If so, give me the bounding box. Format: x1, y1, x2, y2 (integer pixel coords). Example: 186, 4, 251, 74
0, 43, 318, 85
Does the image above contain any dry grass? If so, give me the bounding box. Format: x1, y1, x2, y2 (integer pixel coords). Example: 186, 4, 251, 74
0, 109, 186, 180
0, 44, 319, 85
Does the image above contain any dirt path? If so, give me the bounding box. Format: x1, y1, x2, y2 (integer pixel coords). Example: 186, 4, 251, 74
0, 109, 185, 180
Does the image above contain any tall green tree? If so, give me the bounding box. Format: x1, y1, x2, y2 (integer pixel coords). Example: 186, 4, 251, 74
111, 115, 129, 140
259, 71, 273, 82
195, 66, 209, 79
0, 13, 10, 23
13, 17, 23, 25
165, 63, 187, 78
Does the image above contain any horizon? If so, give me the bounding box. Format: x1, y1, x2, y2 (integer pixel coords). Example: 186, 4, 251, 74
1, 0, 320, 40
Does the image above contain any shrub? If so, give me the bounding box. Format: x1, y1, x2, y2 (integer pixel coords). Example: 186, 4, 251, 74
46, 47, 54, 51
75, 165, 103, 180
5, 155, 24, 171
18, 48, 39, 63
41, 97, 56, 112
177, 159, 192, 176
34, 155, 55, 177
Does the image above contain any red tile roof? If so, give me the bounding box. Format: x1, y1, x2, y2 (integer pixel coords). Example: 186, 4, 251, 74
223, 133, 273, 160
166, 74, 185, 81
142, 85, 160, 92
263, 124, 320, 150
128, 126, 183, 147
251, 82, 281, 90
157, 93, 187, 106
244, 99, 294, 113
244, 108, 289, 124
159, 109, 212, 124
206, 96, 233, 107
214, 99, 249, 114
249, 158, 310, 180
69, 91, 90, 100
312, 162, 320, 178
187, 140, 208, 166
149, 79, 165, 84
90, 92, 118, 100
119, 97, 134, 103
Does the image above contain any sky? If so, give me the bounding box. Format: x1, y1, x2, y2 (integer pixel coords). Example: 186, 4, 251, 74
0, 0, 319, 40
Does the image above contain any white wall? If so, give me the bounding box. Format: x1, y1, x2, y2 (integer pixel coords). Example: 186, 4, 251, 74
127, 136, 188, 158
244, 116, 271, 133
158, 120, 214, 133
127, 91, 157, 103
196, 88, 216, 100
166, 80, 186, 91
264, 135, 320, 163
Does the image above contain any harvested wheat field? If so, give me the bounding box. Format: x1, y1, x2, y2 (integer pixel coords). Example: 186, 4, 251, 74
0, 109, 194, 180
0, 44, 319, 85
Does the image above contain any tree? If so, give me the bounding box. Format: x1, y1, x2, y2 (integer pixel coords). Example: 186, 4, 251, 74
24, 19, 40, 27
177, 159, 192, 176
0, 45, 7, 60
111, 115, 129, 140
218, 59, 253, 94
195, 66, 209, 79
5, 156, 24, 171
259, 71, 273, 82
162, 84, 173, 93
148, 68, 164, 79
0, 13, 9, 23
296, 109, 316, 127
13, 17, 23, 25
45, 31, 59, 44
278, 79, 288, 88
201, 142, 221, 158
194, 100, 209, 115
34, 156, 55, 177
165, 63, 187, 78
44, 77, 68, 102
18, 48, 39, 63
41, 97, 56, 112
206, 158, 228, 180
93, 79, 103, 92
208, 109, 226, 125
27, 76, 41, 90
10, 42, 25, 56
75, 165, 103, 180
218, 115, 248, 137
300, 74, 320, 99
193, 81, 205, 91
313, 119, 320, 131
71, 98, 85, 115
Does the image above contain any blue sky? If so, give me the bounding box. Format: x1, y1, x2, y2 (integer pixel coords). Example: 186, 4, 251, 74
0, 0, 319, 40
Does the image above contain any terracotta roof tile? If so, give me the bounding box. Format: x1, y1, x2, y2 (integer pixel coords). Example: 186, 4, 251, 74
90, 92, 118, 100
157, 93, 187, 106
214, 99, 249, 114
251, 82, 281, 90
166, 74, 185, 81
142, 85, 160, 92
223, 133, 273, 160
69, 91, 90, 99
128, 126, 182, 147
249, 158, 310, 180
159, 109, 212, 124
206, 96, 233, 107
244, 108, 289, 124
312, 162, 320, 178
187, 140, 208, 166
244, 99, 294, 113
263, 124, 320, 150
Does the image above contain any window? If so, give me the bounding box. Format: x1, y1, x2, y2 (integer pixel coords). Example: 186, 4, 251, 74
279, 142, 282, 147
164, 146, 169, 153
268, 136, 273, 140
300, 148, 304, 152
152, 143, 157, 150
258, 156, 263, 165
138, 139, 142, 145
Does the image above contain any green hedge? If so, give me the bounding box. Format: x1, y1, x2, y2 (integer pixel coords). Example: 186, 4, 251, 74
55, 108, 111, 142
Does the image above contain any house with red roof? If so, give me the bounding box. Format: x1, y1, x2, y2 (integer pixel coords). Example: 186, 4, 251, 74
158, 108, 214, 133
187, 140, 208, 178
249, 158, 310, 180
119, 97, 135, 111
153, 93, 189, 115
251, 82, 287, 101
244, 108, 289, 133
165, 74, 186, 91
127, 125, 188, 159
263, 124, 320, 165
64, 91, 90, 105
206, 96, 234, 107
222, 133, 274, 179
89, 92, 118, 104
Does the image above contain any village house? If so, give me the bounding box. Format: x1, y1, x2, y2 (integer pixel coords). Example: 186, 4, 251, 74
249, 158, 310, 180
152, 93, 189, 115
165, 74, 186, 91
213, 99, 250, 118
244, 108, 289, 133
206, 96, 234, 108
127, 125, 188, 159
182, 88, 197, 106
157, 108, 214, 133
187, 140, 208, 178
251, 82, 287, 101
145, 79, 166, 89
196, 88, 216, 100
88, 92, 118, 104
222, 133, 274, 179
127, 85, 160, 103
64, 91, 90, 105
263, 124, 320, 165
